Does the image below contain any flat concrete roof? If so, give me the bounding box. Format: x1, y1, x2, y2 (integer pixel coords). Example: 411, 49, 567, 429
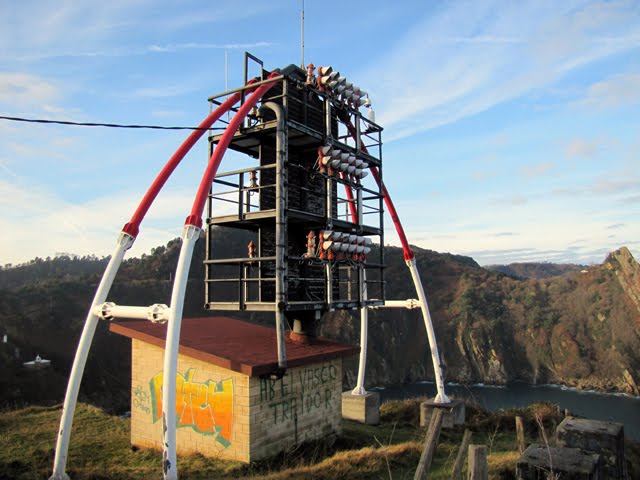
110, 316, 359, 377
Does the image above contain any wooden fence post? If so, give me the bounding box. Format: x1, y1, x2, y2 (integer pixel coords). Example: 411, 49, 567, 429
515, 416, 525, 453
468, 445, 488, 480
450, 429, 472, 480
414, 408, 444, 480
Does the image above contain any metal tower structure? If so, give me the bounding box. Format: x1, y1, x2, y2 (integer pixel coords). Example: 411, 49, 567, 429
49, 54, 449, 480
204, 57, 385, 373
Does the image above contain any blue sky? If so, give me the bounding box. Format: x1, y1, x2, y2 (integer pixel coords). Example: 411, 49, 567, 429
0, 0, 638, 266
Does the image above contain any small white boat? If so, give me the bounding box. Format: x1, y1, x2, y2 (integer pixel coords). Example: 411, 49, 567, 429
23, 354, 52, 369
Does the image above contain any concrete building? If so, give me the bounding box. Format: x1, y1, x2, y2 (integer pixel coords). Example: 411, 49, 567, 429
111, 316, 358, 462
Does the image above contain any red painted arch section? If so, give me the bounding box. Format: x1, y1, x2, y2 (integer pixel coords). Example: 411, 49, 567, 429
185, 73, 280, 228
341, 117, 414, 260
122, 80, 260, 238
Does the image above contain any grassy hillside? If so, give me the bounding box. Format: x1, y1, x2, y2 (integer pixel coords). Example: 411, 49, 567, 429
6, 400, 631, 480
1, 235, 639, 413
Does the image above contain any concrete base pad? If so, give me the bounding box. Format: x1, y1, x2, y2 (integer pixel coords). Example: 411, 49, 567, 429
420, 398, 465, 429
342, 391, 380, 425
516, 444, 601, 479
557, 418, 626, 479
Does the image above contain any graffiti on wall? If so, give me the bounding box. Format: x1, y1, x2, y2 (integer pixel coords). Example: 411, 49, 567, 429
261, 362, 338, 425
149, 369, 233, 447
132, 384, 150, 414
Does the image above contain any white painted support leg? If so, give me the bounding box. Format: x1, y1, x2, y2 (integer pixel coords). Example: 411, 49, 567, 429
50, 232, 134, 480
352, 269, 368, 395
161, 224, 200, 480
406, 258, 450, 404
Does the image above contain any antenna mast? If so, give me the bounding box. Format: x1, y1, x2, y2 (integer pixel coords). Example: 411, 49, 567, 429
301, 0, 305, 68
225, 49, 229, 121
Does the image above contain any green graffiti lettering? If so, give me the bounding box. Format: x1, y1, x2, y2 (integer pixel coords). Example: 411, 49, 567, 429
298, 370, 306, 396
260, 378, 268, 402
269, 402, 277, 423
265, 363, 338, 425
268, 378, 276, 400
280, 373, 290, 397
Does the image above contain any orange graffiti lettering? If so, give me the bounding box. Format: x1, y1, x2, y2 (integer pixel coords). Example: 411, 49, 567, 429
149, 369, 233, 447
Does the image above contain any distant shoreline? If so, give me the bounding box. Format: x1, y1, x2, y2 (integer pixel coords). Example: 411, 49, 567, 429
374, 380, 640, 399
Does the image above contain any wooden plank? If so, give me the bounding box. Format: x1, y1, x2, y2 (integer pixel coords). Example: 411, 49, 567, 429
450, 429, 472, 480
414, 408, 444, 480
468, 445, 488, 480
515, 416, 526, 453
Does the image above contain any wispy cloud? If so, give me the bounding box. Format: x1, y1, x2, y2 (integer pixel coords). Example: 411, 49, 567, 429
591, 178, 640, 194
0, 159, 18, 179
129, 83, 198, 99
151, 110, 185, 118
565, 138, 599, 158
620, 194, 640, 204
438, 35, 523, 44
472, 170, 497, 181
0, 73, 61, 107
0, 178, 237, 265
145, 3, 279, 31
521, 161, 554, 177
4, 139, 73, 163
147, 42, 273, 53
578, 71, 640, 108
9, 41, 274, 61
362, 0, 640, 141
465, 246, 612, 266
491, 194, 529, 206
0, 1, 153, 58
607, 223, 626, 229
553, 177, 640, 196
0, 1, 275, 62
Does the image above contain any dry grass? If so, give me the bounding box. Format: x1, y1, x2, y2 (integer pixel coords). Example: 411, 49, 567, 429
0, 400, 582, 480
0, 404, 243, 479
488, 451, 520, 477
251, 442, 422, 480
379, 398, 423, 424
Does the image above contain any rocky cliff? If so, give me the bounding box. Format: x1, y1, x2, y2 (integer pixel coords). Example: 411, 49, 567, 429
1, 239, 638, 410
320, 245, 640, 395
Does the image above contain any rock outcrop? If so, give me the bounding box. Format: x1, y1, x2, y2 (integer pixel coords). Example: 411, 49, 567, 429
606, 247, 640, 317
320, 246, 640, 395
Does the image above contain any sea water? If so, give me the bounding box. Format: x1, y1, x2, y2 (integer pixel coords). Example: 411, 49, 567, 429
377, 381, 640, 440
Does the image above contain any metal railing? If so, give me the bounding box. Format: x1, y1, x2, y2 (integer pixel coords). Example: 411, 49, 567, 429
207, 164, 277, 219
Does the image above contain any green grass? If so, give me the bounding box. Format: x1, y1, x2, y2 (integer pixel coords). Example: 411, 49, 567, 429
0, 400, 599, 479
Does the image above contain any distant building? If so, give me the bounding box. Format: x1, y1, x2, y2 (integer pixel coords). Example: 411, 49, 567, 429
23, 354, 52, 369
110, 317, 358, 462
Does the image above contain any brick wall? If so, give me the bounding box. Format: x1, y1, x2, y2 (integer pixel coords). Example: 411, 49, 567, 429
130, 340, 343, 462
130, 339, 250, 462
249, 359, 343, 460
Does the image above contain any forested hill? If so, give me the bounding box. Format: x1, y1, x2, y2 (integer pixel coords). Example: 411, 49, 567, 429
0, 255, 108, 291
1, 231, 639, 413
485, 262, 586, 279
